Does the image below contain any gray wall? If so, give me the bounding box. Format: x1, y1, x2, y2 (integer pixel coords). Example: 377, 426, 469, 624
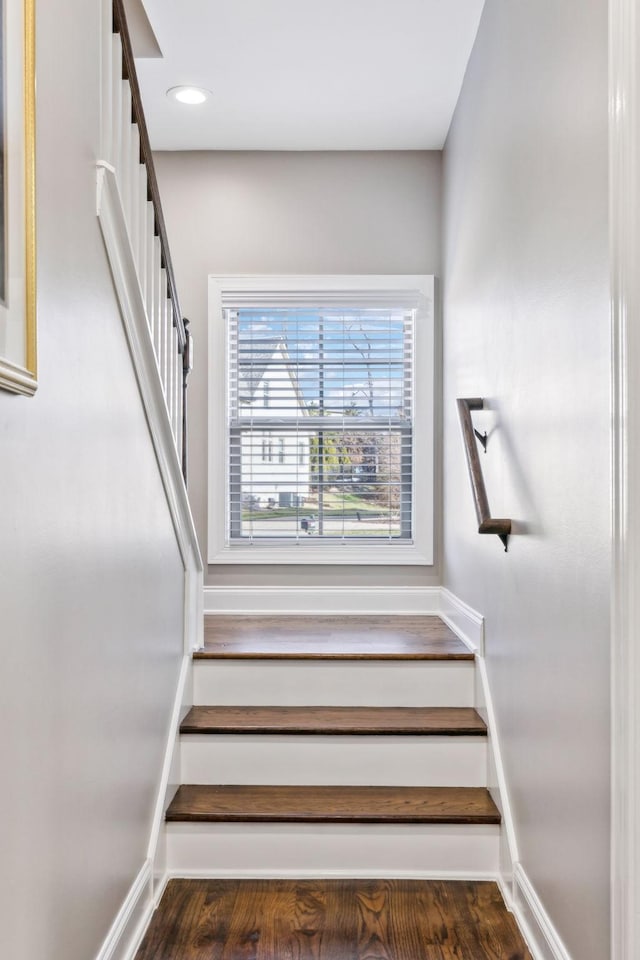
442, 2, 610, 957
154, 150, 442, 588
0, 2, 184, 958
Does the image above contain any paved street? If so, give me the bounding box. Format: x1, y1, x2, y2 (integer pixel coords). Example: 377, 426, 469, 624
241, 515, 400, 537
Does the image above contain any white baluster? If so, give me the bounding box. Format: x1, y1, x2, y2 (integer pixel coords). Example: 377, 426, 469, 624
174, 331, 182, 446
153, 242, 163, 368
167, 307, 176, 434
106, 15, 185, 455
101, 0, 112, 161
120, 83, 132, 230
176, 341, 183, 462
145, 205, 155, 336
111, 37, 122, 174
159, 272, 169, 393
138, 166, 148, 303
129, 124, 140, 268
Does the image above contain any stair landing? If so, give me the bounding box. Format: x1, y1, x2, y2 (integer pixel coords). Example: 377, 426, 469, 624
197, 614, 473, 659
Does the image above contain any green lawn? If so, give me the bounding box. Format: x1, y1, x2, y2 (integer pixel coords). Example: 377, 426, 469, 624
242, 489, 395, 520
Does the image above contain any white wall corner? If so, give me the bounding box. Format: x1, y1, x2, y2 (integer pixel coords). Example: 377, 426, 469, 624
439, 587, 484, 655
511, 863, 573, 960
203, 585, 442, 616
610, 1, 640, 958
94, 860, 154, 960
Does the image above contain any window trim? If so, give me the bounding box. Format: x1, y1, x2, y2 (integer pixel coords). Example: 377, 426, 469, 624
208, 274, 435, 565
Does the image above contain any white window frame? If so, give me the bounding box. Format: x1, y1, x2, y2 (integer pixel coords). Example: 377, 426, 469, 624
208, 274, 434, 565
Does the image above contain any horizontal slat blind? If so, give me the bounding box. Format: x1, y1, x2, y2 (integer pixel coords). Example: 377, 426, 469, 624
226, 304, 414, 544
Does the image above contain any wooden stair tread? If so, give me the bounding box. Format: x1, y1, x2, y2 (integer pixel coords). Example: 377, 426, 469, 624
180, 705, 487, 736
197, 615, 473, 660
135, 879, 533, 960
166, 785, 501, 824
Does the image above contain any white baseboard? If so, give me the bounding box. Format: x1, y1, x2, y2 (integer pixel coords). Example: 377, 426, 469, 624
511, 863, 572, 960
95, 860, 154, 960
439, 588, 484, 655
165, 868, 500, 881
203, 585, 442, 616
496, 872, 515, 913
152, 871, 171, 908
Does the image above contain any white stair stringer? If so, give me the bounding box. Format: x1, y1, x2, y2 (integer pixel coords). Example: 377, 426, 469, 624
193, 658, 474, 707
165, 821, 501, 879
181, 734, 487, 787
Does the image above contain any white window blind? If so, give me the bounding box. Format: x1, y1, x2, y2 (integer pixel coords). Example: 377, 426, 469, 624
226, 303, 414, 545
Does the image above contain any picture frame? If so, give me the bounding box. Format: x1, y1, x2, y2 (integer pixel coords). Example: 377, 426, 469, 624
0, 0, 36, 396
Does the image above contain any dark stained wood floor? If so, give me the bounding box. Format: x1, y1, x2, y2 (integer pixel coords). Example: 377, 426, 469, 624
135, 879, 532, 960
198, 616, 473, 660
166, 785, 501, 824
180, 706, 487, 736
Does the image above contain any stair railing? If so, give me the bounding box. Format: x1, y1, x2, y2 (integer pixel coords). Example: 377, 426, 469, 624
101, 0, 191, 481
457, 398, 512, 551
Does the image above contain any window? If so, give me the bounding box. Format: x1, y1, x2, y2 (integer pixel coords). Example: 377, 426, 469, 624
209, 276, 434, 564
261, 438, 272, 462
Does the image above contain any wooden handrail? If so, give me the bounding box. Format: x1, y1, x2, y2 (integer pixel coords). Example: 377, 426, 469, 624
112, 0, 186, 356
457, 398, 511, 551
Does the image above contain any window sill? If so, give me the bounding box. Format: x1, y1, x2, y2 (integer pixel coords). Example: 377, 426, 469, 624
209, 543, 433, 566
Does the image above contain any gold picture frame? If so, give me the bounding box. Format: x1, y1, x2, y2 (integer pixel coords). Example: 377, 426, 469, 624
0, 0, 36, 396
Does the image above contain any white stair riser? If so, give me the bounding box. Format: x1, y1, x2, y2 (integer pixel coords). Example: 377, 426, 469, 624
180, 735, 487, 787
193, 660, 475, 707
165, 822, 500, 876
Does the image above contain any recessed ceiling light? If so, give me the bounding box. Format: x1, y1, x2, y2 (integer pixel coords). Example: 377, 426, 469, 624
166, 86, 210, 105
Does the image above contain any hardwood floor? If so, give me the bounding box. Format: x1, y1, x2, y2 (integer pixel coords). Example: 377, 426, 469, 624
135, 879, 532, 960
180, 706, 487, 736
198, 616, 473, 659
166, 785, 501, 824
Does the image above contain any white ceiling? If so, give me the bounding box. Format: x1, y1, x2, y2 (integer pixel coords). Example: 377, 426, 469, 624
135, 0, 485, 151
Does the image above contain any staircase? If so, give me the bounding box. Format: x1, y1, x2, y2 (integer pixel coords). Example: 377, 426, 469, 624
165, 615, 501, 877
